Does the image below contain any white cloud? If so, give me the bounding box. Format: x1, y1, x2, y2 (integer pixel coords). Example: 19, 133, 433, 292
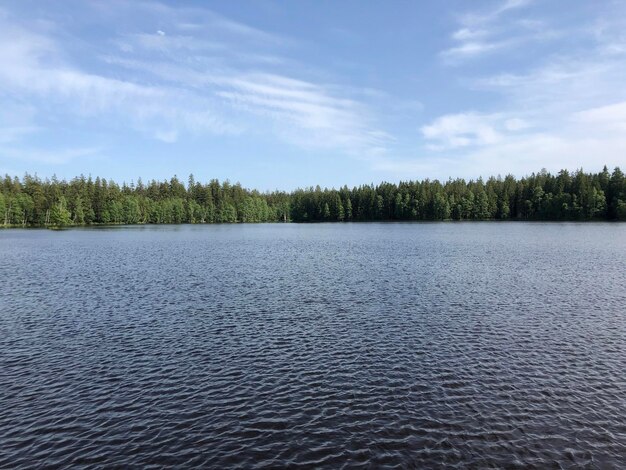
459, 0, 532, 28
218, 73, 390, 152
441, 40, 509, 62
459, 133, 626, 178
0, 20, 236, 144
416, 104, 625, 181
104, 34, 392, 155
573, 101, 626, 132
0, 146, 101, 165
377, 129, 625, 182
115, 32, 225, 55
412, 1, 626, 181
441, 0, 549, 63
104, 1, 291, 46
504, 118, 529, 131
474, 53, 626, 121
419, 96, 626, 179
0, 2, 390, 158
421, 112, 531, 150
451, 28, 488, 41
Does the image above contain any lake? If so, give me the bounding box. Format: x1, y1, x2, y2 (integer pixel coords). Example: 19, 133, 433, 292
1, 223, 625, 468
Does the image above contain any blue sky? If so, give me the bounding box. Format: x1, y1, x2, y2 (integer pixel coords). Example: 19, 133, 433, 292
1, 0, 625, 190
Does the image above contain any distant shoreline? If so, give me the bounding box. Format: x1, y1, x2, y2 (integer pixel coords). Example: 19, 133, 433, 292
2, 166, 625, 227
1, 219, 624, 231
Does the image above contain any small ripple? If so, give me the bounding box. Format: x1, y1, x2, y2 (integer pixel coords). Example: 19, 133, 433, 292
1, 224, 625, 468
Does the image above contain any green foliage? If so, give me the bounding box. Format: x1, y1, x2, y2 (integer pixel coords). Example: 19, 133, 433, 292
0, 192, 5, 226
617, 200, 626, 220
1, 167, 624, 227
122, 196, 140, 224
49, 196, 72, 227
433, 193, 450, 220
72, 196, 85, 225
322, 202, 331, 221
344, 197, 353, 220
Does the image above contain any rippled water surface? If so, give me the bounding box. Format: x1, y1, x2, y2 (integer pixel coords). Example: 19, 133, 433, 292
1, 223, 625, 468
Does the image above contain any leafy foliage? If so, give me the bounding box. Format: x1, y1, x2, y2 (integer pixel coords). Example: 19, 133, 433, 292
1, 167, 625, 227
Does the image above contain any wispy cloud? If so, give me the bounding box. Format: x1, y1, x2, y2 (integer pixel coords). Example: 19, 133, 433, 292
92, 0, 288, 46
403, 1, 626, 180
474, 53, 626, 115
0, 1, 392, 162
573, 101, 626, 133
459, 0, 532, 27
0, 19, 237, 143
418, 102, 626, 181
421, 113, 529, 150
403, 0, 626, 180
441, 41, 510, 62
440, 0, 552, 64
216, 73, 391, 153
1, 145, 101, 165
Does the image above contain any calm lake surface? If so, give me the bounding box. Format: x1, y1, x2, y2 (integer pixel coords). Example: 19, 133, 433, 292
1, 223, 625, 468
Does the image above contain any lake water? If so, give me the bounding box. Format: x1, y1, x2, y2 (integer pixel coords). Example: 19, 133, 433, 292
1, 223, 625, 468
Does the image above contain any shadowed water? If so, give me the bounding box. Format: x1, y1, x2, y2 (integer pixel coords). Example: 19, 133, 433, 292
1, 223, 625, 468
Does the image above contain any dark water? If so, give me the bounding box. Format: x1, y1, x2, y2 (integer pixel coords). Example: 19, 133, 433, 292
1, 223, 625, 469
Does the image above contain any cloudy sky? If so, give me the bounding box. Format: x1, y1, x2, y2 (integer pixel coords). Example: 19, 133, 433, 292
1, 0, 625, 189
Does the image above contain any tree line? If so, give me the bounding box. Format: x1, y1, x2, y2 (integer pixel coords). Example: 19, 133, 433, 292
1, 166, 625, 227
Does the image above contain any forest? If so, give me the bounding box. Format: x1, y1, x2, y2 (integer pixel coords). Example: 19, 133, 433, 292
1, 166, 625, 227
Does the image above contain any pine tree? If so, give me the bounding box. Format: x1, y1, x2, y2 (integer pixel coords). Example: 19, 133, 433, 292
0, 193, 5, 226
49, 196, 72, 227
344, 197, 352, 220
322, 202, 331, 221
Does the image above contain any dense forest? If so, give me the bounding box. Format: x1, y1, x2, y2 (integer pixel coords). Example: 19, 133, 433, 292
1, 166, 625, 227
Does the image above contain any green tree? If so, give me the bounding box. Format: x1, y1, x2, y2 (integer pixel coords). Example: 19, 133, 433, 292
394, 193, 404, 219
122, 196, 140, 224
344, 197, 353, 220
0, 193, 5, 226
433, 192, 450, 220
49, 196, 72, 227
322, 202, 331, 221
73, 196, 85, 225
617, 200, 626, 220
0, 166, 622, 226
